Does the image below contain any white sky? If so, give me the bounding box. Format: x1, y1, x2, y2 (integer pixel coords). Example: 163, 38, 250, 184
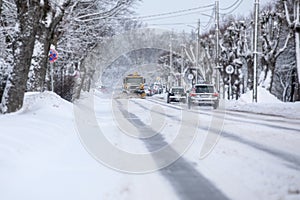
135, 0, 273, 32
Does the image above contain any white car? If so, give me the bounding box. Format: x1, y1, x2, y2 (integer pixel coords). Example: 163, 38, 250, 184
188, 84, 219, 109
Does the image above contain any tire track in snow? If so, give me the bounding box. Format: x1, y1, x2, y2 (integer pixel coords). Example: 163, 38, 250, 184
134, 99, 300, 171
114, 99, 229, 200
148, 97, 300, 133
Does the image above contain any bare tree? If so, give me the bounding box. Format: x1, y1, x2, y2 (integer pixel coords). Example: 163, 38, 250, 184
59, 0, 140, 99
275, 65, 295, 101
0, 0, 41, 113
0, 1, 15, 100
283, 0, 300, 84
217, 20, 251, 99
199, 33, 216, 83
259, 4, 291, 92
27, 0, 71, 92
0, 0, 2, 15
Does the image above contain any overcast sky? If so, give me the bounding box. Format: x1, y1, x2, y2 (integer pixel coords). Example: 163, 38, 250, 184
135, 0, 273, 32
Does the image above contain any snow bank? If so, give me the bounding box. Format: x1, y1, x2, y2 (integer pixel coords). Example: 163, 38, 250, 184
1, 90, 299, 200
239, 87, 281, 103
0, 92, 73, 165
0, 92, 178, 200
20, 91, 72, 114
0, 92, 79, 199
226, 87, 300, 119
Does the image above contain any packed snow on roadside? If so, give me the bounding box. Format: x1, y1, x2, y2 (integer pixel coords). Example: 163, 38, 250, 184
0, 90, 299, 200
148, 87, 300, 200
225, 86, 300, 119
0, 92, 177, 200
152, 86, 300, 119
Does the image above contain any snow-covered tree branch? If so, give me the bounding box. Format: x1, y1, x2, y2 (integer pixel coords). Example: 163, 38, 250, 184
259, 4, 290, 92
0, 0, 41, 113
283, 0, 300, 85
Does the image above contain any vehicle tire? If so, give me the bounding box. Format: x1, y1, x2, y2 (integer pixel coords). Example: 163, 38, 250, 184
141, 92, 146, 99
213, 102, 218, 109
188, 97, 191, 109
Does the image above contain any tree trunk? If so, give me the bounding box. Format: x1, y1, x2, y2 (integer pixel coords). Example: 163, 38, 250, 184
0, 1, 40, 113
74, 65, 86, 100
290, 68, 296, 102
283, 85, 289, 102
247, 59, 254, 90
269, 61, 276, 93
295, 30, 300, 85
27, 0, 69, 92
0, 0, 2, 15
27, 29, 51, 92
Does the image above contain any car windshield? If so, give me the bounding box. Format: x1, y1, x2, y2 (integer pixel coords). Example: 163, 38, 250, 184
195, 85, 214, 93
172, 88, 184, 93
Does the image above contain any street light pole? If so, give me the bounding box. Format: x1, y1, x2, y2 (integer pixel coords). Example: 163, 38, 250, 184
196, 19, 200, 85
181, 44, 185, 87
169, 37, 173, 89
253, 0, 259, 102
215, 0, 220, 92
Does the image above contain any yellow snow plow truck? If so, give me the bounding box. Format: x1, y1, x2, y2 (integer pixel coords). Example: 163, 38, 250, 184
123, 72, 146, 98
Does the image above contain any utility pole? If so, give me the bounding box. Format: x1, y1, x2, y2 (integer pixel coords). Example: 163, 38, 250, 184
181, 44, 184, 87
169, 37, 173, 88
295, 0, 300, 85
253, 0, 259, 102
215, 0, 220, 92
196, 19, 200, 85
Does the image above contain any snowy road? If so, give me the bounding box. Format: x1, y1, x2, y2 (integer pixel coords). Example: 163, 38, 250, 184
147, 97, 300, 169
109, 98, 229, 200
0, 92, 299, 200
91, 93, 300, 200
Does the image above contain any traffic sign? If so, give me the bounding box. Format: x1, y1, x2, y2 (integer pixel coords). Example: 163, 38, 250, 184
188, 73, 194, 80
49, 49, 58, 63
225, 65, 234, 75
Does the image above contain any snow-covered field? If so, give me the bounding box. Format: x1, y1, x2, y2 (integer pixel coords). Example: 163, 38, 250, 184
0, 88, 299, 200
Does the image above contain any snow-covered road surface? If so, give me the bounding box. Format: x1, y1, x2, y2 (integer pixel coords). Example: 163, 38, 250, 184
0, 91, 299, 200
130, 96, 300, 199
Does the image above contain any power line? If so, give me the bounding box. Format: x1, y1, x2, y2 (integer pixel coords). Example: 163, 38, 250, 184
201, 9, 215, 30
219, 0, 242, 11
106, 1, 245, 32
144, 10, 216, 33
201, 21, 214, 32
132, 4, 215, 20
220, 0, 244, 15
126, 1, 243, 22
105, 7, 214, 22
147, 22, 210, 26
148, 22, 196, 26
139, 9, 213, 22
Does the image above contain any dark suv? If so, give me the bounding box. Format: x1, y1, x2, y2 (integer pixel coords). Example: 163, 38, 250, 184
188, 84, 219, 109
167, 87, 187, 103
